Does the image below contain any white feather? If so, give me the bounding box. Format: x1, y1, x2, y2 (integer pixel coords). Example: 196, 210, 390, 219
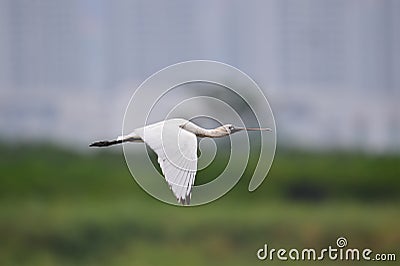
133, 119, 197, 204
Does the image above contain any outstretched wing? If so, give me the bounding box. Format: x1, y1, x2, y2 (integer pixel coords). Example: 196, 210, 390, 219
134, 120, 197, 205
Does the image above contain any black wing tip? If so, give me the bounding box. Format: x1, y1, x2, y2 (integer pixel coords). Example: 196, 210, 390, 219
178, 195, 191, 206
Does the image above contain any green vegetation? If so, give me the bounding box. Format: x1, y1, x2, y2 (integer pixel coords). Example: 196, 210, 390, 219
0, 143, 399, 265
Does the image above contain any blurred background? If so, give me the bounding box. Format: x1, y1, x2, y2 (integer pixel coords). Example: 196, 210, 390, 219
0, 0, 399, 265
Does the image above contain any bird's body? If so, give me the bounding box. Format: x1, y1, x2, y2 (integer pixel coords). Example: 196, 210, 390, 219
90, 118, 270, 205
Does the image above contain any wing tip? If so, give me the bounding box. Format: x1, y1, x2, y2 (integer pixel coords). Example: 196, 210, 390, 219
177, 194, 191, 206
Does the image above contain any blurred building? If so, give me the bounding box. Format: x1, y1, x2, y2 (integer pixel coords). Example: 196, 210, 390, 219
0, 0, 399, 151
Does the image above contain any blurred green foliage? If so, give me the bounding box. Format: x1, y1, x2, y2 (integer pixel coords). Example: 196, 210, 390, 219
0, 143, 399, 265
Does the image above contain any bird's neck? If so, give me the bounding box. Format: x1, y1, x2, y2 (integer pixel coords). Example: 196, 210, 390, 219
195, 128, 226, 138
182, 122, 227, 138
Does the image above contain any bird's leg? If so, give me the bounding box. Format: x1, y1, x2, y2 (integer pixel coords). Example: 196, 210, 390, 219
89, 134, 143, 147
89, 139, 123, 147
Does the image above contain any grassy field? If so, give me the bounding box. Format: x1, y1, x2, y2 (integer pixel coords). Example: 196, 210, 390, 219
0, 143, 399, 265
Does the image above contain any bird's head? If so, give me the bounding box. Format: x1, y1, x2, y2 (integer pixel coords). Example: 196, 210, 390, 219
220, 124, 272, 135
179, 121, 272, 138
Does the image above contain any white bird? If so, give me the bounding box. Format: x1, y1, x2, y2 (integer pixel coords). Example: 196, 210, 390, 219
90, 118, 271, 205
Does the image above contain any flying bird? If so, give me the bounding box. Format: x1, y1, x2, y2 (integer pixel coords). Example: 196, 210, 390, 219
90, 118, 271, 205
